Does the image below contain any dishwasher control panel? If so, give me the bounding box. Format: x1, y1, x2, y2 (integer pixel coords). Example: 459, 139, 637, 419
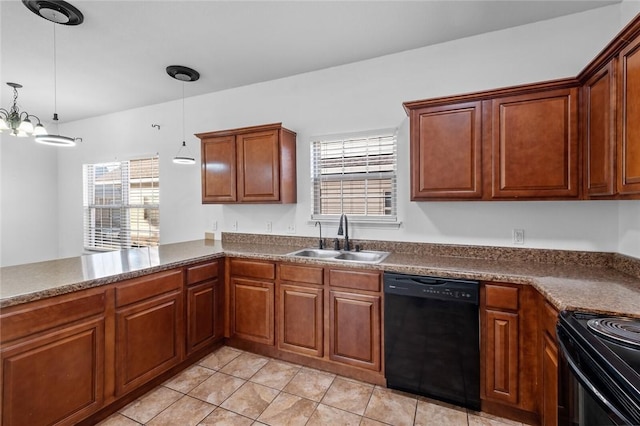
383, 272, 479, 304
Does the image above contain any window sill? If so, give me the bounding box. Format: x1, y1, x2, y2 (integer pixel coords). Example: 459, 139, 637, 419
307, 219, 401, 230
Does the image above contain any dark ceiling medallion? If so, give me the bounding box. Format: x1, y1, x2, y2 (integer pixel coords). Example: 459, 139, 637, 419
166, 65, 200, 82
23, 0, 84, 25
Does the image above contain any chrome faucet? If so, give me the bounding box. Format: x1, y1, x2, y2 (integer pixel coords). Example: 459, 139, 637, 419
337, 214, 350, 251
315, 221, 323, 249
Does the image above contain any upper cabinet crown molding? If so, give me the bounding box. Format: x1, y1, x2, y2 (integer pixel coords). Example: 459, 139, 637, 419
196, 123, 297, 204
405, 12, 640, 201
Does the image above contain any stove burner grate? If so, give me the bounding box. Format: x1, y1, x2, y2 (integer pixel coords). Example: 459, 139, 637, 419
587, 317, 640, 348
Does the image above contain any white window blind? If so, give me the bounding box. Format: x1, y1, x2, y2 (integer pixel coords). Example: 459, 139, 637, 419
83, 156, 159, 251
311, 130, 397, 221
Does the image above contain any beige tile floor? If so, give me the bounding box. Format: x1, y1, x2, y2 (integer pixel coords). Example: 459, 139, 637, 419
98, 346, 526, 426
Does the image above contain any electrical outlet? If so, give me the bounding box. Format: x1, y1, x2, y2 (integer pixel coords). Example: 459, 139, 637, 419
266, 221, 272, 233
513, 229, 525, 245
231, 221, 238, 232
286, 223, 296, 234
212, 220, 218, 231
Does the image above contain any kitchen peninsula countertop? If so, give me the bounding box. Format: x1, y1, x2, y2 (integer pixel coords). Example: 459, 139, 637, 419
2, 237, 639, 318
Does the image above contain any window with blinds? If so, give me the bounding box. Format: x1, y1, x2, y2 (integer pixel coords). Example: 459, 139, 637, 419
311, 130, 397, 221
83, 156, 159, 251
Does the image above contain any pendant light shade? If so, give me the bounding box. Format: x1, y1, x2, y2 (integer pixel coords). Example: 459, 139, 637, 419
173, 141, 196, 165
167, 65, 199, 165
0, 82, 47, 137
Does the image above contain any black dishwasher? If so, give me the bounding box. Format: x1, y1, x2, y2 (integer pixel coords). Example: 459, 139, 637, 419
384, 272, 480, 411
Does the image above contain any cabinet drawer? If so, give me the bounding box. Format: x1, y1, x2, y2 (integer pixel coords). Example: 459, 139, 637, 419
485, 284, 519, 311
279, 264, 323, 285
329, 269, 380, 292
116, 269, 183, 307
230, 258, 275, 280
1, 291, 105, 344
187, 261, 219, 285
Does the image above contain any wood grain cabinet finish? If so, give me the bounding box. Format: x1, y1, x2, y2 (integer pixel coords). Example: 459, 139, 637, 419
231, 277, 275, 345
481, 283, 539, 423
201, 135, 237, 202
409, 101, 483, 199
278, 283, 324, 357
329, 290, 381, 371
327, 268, 382, 371
618, 35, 640, 195
540, 300, 560, 426
489, 88, 579, 199
197, 123, 297, 204
583, 61, 617, 197
186, 260, 223, 355
277, 264, 324, 357
114, 270, 184, 396
0, 290, 106, 426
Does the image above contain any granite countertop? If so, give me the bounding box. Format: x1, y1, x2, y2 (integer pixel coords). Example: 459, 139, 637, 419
1, 238, 639, 319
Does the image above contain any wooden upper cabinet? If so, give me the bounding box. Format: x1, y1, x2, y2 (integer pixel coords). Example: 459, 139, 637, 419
201, 135, 237, 202
197, 123, 297, 204
410, 101, 483, 200
583, 61, 616, 197
237, 130, 280, 202
404, 81, 580, 201
618, 35, 640, 195
489, 88, 579, 199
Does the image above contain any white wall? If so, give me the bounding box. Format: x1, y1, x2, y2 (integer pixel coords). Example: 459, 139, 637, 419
0, 133, 60, 266
2, 2, 640, 266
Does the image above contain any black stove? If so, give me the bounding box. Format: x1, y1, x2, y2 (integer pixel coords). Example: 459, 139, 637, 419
557, 311, 640, 425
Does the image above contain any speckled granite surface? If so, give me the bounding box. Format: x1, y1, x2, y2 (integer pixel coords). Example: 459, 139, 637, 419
2, 234, 639, 319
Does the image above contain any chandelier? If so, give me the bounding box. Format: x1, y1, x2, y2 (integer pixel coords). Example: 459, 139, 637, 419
0, 83, 47, 137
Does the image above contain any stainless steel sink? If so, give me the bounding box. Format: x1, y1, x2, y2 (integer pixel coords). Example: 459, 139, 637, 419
286, 248, 341, 259
286, 248, 389, 264
334, 251, 389, 263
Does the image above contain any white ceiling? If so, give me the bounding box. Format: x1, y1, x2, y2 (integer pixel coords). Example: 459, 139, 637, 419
1, 0, 618, 124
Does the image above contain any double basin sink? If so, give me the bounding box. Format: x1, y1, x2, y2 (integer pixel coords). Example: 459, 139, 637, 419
286, 248, 390, 264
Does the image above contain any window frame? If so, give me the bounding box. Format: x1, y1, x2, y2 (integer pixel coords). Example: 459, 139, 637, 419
83, 156, 160, 252
310, 128, 398, 225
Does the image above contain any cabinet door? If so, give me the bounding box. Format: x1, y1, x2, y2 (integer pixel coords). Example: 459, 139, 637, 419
410, 101, 483, 199
490, 88, 579, 198
202, 135, 237, 202
187, 279, 223, 355
278, 283, 323, 357
231, 277, 275, 345
1, 318, 105, 426
115, 291, 183, 396
237, 130, 280, 202
484, 309, 519, 404
618, 36, 640, 194
329, 291, 381, 371
584, 61, 617, 196
542, 333, 559, 426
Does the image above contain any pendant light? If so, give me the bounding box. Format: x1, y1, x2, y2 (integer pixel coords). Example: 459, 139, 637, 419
34, 8, 81, 147
167, 65, 199, 165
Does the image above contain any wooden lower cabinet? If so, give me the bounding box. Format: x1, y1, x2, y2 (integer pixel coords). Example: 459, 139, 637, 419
329, 290, 381, 371
0, 289, 107, 426
186, 260, 224, 355
484, 309, 519, 404
114, 269, 184, 396
1, 317, 105, 426
540, 299, 561, 426
278, 283, 323, 357
481, 282, 539, 424
231, 278, 275, 345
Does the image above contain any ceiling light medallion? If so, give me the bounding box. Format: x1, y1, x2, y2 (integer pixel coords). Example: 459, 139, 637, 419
0, 82, 47, 137
22, 0, 84, 25
30, 0, 83, 147
167, 66, 200, 165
